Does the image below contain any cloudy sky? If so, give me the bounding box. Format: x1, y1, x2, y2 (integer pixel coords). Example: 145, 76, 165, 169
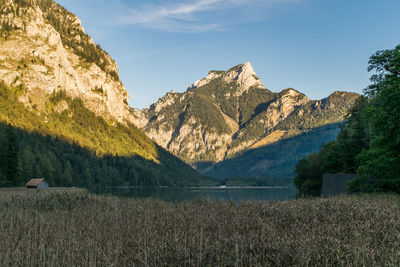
57, 0, 400, 109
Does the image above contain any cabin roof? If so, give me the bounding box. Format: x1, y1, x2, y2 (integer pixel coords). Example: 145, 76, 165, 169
25, 179, 46, 187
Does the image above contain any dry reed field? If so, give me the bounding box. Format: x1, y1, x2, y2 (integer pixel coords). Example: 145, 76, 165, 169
0, 190, 400, 266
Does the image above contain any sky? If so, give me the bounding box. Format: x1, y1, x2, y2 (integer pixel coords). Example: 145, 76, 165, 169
56, 0, 400, 109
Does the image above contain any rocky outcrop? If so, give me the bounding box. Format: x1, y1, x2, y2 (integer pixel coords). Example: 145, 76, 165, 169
0, 0, 134, 123
188, 62, 264, 96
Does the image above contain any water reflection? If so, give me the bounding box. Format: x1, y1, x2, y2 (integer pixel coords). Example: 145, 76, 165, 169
91, 187, 296, 203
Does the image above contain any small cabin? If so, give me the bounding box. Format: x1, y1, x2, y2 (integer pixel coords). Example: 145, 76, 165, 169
321, 174, 357, 197
25, 179, 49, 190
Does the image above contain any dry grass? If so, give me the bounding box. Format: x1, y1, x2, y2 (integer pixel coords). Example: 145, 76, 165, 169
0, 190, 399, 266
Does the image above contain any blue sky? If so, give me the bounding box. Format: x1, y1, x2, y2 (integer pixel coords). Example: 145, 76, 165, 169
57, 0, 400, 109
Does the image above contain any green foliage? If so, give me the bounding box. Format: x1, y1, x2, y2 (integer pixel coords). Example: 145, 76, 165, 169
295, 44, 400, 195
294, 155, 323, 197
0, 81, 204, 188
349, 44, 400, 193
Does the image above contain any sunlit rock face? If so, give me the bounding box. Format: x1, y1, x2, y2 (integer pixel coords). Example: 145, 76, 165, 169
0, 0, 136, 123
188, 62, 264, 95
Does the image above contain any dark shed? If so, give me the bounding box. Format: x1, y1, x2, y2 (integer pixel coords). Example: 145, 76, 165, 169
25, 179, 49, 190
321, 174, 357, 197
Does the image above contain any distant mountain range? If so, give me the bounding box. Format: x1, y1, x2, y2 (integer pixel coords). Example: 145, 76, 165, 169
134, 62, 360, 178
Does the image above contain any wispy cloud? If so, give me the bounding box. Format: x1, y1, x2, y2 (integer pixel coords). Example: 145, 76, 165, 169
118, 0, 300, 33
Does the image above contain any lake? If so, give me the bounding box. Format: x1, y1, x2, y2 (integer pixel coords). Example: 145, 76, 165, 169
91, 187, 297, 202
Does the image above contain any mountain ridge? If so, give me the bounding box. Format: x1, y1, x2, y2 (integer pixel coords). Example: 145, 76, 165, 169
135, 62, 360, 177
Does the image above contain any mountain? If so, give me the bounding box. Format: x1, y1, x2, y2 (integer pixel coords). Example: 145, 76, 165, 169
0, 0, 137, 123
136, 62, 360, 177
0, 0, 203, 187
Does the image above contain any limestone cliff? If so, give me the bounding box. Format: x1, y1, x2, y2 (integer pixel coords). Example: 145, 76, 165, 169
0, 0, 134, 123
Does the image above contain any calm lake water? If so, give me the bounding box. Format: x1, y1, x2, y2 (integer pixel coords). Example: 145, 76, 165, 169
91, 187, 297, 202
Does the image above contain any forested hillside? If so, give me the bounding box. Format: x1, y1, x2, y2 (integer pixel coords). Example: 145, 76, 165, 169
0, 81, 204, 187
295, 44, 400, 196
201, 123, 341, 178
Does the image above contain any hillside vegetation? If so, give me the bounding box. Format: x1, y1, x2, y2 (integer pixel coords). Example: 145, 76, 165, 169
203, 123, 341, 178
0, 81, 204, 187
1, 190, 399, 266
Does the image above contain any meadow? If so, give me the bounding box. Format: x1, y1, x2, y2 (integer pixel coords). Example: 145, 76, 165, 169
0, 189, 399, 266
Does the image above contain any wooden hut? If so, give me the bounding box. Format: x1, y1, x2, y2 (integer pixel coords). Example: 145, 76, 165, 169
321, 174, 357, 197
25, 179, 49, 190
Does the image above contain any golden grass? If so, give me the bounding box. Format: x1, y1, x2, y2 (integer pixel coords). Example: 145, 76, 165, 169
0, 190, 399, 266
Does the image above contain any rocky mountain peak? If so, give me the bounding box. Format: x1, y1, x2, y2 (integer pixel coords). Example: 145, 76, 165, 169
187, 62, 265, 95
280, 88, 301, 96
226, 62, 264, 93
